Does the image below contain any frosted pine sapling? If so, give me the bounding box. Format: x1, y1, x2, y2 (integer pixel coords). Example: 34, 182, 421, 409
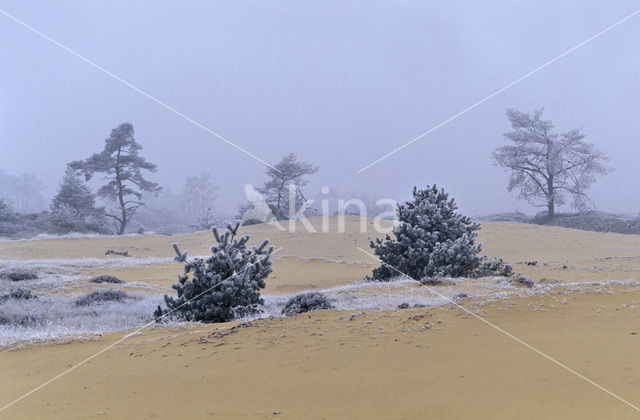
368, 185, 511, 281
50, 167, 106, 233
154, 222, 274, 323
0, 199, 11, 222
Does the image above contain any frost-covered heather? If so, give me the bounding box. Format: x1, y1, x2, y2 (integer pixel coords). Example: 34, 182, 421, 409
0, 256, 176, 272
272, 255, 373, 266
0, 272, 84, 296
0, 231, 158, 243
255, 277, 640, 319
2, 272, 639, 347
0, 272, 170, 297
251, 277, 535, 319
0, 294, 161, 348
544, 279, 640, 294
0, 257, 178, 296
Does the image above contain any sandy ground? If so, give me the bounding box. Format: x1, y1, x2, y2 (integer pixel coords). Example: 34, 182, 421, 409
1, 217, 640, 419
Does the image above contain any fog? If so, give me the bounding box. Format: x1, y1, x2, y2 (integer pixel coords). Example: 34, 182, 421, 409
1, 0, 639, 220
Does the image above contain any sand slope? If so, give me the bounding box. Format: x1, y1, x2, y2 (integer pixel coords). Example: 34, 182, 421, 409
2, 218, 640, 419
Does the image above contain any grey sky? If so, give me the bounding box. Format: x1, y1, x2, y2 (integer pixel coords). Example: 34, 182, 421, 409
1, 0, 638, 216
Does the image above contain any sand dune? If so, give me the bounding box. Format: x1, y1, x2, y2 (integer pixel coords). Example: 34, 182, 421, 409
1, 217, 640, 418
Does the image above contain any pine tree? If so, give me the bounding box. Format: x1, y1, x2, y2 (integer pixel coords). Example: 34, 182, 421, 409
493, 108, 609, 216
259, 153, 318, 220
50, 167, 106, 232
0, 199, 11, 222
154, 222, 274, 323
69, 123, 161, 235
368, 185, 510, 281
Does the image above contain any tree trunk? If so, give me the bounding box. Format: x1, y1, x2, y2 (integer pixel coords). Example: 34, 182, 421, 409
117, 197, 127, 235
275, 179, 286, 219
547, 178, 555, 217
115, 147, 127, 235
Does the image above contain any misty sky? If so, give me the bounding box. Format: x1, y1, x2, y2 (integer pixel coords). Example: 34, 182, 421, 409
1, 1, 639, 217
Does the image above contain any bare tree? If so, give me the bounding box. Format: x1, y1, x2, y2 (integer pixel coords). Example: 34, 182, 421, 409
259, 153, 318, 220
69, 123, 161, 234
493, 108, 609, 217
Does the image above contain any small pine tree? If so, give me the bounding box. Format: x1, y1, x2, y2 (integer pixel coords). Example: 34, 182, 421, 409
51, 167, 106, 232
258, 153, 318, 220
368, 185, 510, 281
0, 199, 12, 222
154, 223, 274, 323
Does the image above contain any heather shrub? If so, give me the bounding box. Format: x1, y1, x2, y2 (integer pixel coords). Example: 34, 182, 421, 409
75, 290, 128, 306
90, 275, 125, 284
507, 274, 534, 288
1, 271, 38, 281
282, 292, 332, 316
0, 313, 43, 327
0, 288, 37, 302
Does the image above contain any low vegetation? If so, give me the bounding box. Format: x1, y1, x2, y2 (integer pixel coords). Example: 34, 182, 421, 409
75, 290, 129, 306
0, 271, 38, 281
90, 275, 125, 284
507, 274, 535, 288
0, 288, 37, 302
282, 292, 333, 316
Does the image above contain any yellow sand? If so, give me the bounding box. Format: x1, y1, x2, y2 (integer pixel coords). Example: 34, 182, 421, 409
1, 218, 640, 419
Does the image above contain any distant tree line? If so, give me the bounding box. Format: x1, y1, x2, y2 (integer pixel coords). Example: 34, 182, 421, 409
1, 124, 321, 238
0, 170, 46, 213
1, 122, 223, 238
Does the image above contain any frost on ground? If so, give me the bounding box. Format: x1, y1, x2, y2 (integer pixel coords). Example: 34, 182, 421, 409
0, 270, 169, 297
256, 277, 527, 319
0, 294, 160, 348
0, 256, 176, 272
2, 252, 639, 348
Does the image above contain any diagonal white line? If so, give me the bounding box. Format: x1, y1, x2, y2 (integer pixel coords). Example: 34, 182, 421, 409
356, 246, 640, 412
0, 9, 281, 173
0, 246, 282, 413
356, 8, 640, 174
